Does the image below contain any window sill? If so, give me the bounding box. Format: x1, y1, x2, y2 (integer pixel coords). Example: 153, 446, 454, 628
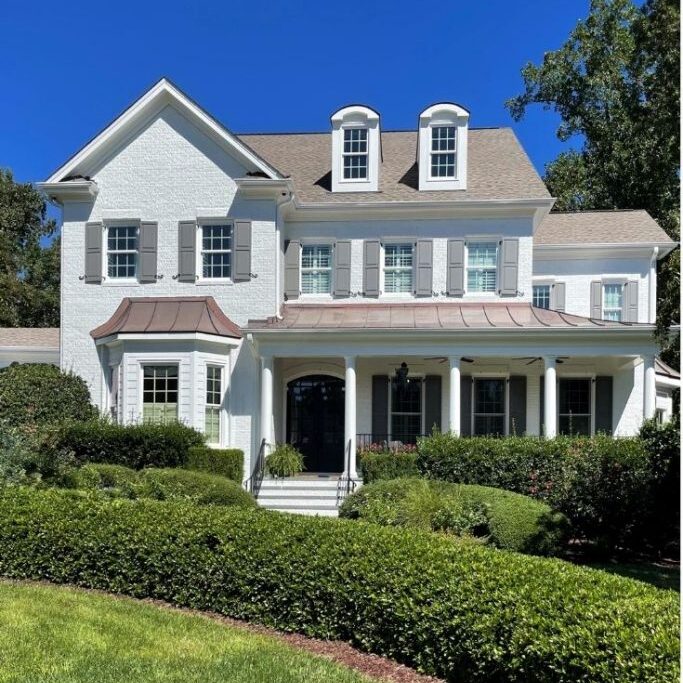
196, 279, 234, 286
102, 280, 141, 287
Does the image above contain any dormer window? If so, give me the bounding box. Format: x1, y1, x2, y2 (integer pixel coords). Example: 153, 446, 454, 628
418, 103, 469, 191
331, 105, 380, 192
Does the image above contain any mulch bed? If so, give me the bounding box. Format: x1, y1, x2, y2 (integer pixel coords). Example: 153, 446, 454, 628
6, 579, 445, 683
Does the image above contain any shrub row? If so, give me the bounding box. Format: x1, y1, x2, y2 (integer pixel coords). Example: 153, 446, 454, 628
340, 477, 568, 555
0, 487, 677, 683
186, 446, 244, 483
68, 463, 256, 508
359, 451, 419, 483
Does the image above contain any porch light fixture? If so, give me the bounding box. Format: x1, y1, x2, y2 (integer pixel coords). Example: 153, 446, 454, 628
394, 362, 409, 389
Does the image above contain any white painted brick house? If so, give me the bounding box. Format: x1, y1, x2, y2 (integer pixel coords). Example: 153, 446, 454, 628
38, 78, 678, 511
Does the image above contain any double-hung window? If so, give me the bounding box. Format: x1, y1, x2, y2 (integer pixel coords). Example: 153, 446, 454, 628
467, 242, 497, 293
430, 126, 456, 178
107, 225, 139, 279
558, 379, 591, 436
602, 284, 623, 321
201, 223, 232, 279
533, 284, 551, 309
142, 365, 178, 424
384, 243, 413, 294
390, 377, 423, 443
342, 128, 368, 179
205, 366, 222, 444
301, 244, 332, 295
473, 378, 506, 436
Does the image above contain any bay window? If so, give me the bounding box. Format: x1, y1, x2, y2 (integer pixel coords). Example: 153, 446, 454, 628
384, 243, 413, 294
301, 244, 332, 295
467, 242, 497, 293
473, 378, 506, 436
142, 365, 178, 423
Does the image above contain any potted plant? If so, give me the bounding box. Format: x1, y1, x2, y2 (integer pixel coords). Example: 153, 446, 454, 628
266, 443, 305, 478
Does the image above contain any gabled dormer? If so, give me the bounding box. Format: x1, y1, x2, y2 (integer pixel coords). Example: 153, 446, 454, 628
330, 105, 380, 193
417, 102, 469, 191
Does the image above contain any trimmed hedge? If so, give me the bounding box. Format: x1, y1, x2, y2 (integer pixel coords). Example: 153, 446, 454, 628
53, 419, 205, 469
0, 487, 677, 683
340, 477, 568, 555
186, 446, 244, 483
67, 463, 255, 508
0, 363, 97, 427
359, 451, 419, 483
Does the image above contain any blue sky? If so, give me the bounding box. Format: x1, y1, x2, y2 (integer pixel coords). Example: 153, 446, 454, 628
1, 0, 589, 192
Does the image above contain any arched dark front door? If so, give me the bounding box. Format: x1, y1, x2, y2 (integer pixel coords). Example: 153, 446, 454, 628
286, 375, 345, 473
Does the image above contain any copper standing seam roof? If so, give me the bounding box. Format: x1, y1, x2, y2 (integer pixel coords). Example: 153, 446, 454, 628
90, 297, 242, 340
0, 328, 60, 348
247, 303, 649, 332
656, 358, 681, 379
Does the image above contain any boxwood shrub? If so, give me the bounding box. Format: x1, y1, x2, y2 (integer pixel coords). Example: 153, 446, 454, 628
359, 451, 419, 483
53, 419, 205, 469
340, 477, 568, 555
0, 487, 677, 683
186, 446, 244, 483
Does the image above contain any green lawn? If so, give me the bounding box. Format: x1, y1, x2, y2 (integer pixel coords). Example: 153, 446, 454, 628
0, 582, 372, 683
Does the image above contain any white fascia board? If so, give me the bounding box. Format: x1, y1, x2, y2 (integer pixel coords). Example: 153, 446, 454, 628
235, 178, 293, 199
95, 332, 240, 347
656, 374, 681, 390
45, 78, 283, 183
534, 242, 678, 260
36, 180, 99, 204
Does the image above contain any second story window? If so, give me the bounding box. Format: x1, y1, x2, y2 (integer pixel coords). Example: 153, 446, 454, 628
603, 283, 623, 321
201, 224, 232, 279
107, 225, 139, 279
342, 128, 368, 180
466, 242, 497, 293
430, 126, 456, 178
301, 244, 332, 295
384, 244, 413, 294
533, 285, 551, 309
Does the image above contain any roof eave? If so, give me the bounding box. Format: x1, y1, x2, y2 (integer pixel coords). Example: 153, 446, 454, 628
36, 180, 99, 204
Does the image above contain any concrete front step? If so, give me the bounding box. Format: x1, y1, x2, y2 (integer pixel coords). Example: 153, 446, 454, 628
255, 475, 359, 516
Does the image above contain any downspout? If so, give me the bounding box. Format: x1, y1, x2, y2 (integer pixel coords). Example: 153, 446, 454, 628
649, 247, 659, 324
274, 183, 294, 319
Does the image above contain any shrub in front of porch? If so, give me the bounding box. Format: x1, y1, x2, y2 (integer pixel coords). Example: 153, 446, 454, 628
0, 487, 677, 683
339, 477, 568, 555
186, 446, 244, 483
358, 451, 419, 483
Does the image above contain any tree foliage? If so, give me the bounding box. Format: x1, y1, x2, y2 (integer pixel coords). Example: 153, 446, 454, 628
507, 0, 680, 365
0, 168, 59, 327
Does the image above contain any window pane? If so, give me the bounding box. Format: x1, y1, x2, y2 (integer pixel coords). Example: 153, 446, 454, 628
533, 285, 551, 309
391, 414, 422, 444
384, 244, 413, 268
474, 414, 505, 436
603, 284, 623, 309
559, 379, 590, 415
142, 366, 179, 424
559, 415, 591, 436
473, 379, 505, 436
431, 126, 456, 151
343, 154, 368, 179
301, 270, 331, 294
391, 378, 422, 413
468, 243, 498, 267
201, 225, 232, 279
385, 270, 413, 293
430, 153, 455, 178
205, 406, 220, 443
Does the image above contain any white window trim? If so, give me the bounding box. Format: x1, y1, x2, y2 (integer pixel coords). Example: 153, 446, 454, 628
205, 363, 224, 446
471, 376, 509, 436
601, 281, 625, 321
340, 127, 369, 183
386, 374, 426, 441
428, 125, 457, 181
139, 361, 180, 425
300, 241, 334, 298
464, 239, 499, 296
196, 219, 234, 284
557, 375, 595, 437
532, 283, 552, 309
381, 241, 415, 297
102, 219, 141, 285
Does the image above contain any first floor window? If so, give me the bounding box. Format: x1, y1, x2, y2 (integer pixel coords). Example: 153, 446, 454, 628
533, 285, 551, 309
201, 223, 232, 279
343, 128, 368, 179
473, 378, 505, 436
301, 244, 332, 294
142, 365, 178, 424
205, 366, 222, 444
603, 284, 623, 321
109, 364, 120, 422
467, 242, 497, 293
390, 377, 423, 443
384, 243, 413, 293
558, 379, 591, 436
107, 225, 138, 279
430, 125, 456, 178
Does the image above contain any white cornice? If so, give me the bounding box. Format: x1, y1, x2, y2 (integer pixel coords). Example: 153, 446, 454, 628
94, 332, 241, 347
534, 242, 678, 260
235, 177, 293, 199
36, 180, 99, 204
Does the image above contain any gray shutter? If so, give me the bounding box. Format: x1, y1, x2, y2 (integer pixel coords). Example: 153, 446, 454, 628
447, 239, 465, 296
233, 220, 252, 282
508, 376, 527, 436
363, 240, 381, 297
551, 282, 566, 312
177, 221, 196, 282
499, 238, 519, 296
139, 222, 158, 283
415, 240, 433, 297
84, 222, 103, 283
624, 281, 639, 322
333, 240, 352, 297
590, 281, 602, 318
539, 375, 545, 437
284, 239, 300, 300
460, 376, 472, 437
424, 375, 442, 434
372, 375, 389, 441
595, 376, 613, 434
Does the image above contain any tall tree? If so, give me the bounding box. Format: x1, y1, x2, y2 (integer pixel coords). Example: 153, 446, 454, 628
507, 0, 680, 366
0, 168, 59, 327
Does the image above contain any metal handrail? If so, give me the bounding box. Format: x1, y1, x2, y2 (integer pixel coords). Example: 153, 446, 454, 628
336, 439, 358, 505
245, 438, 267, 495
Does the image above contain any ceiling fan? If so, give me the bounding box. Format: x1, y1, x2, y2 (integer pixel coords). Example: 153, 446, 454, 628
513, 356, 569, 365
423, 356, 475, 364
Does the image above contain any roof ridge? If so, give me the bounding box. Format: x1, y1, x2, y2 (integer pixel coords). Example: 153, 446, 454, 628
237, 127, 504, 137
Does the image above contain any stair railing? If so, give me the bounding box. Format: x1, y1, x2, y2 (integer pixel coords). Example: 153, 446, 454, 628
245, 438, 267, 496
336, 439, 358, 505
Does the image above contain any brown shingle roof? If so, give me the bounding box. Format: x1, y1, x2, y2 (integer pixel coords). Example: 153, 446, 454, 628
91, 297, 241, 340
0, 328, 60, 348
248, 303, 644, 332
656, 358, 680, 379
238, 128, 550, 203
536, 210, 675, 246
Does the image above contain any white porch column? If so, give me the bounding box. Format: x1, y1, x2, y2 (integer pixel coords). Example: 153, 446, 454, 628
643, 355, 656, 420
449, 356, 461, 436
543, 356, 557, 438
344, 356, 358, 479
260, 355, 274, 450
